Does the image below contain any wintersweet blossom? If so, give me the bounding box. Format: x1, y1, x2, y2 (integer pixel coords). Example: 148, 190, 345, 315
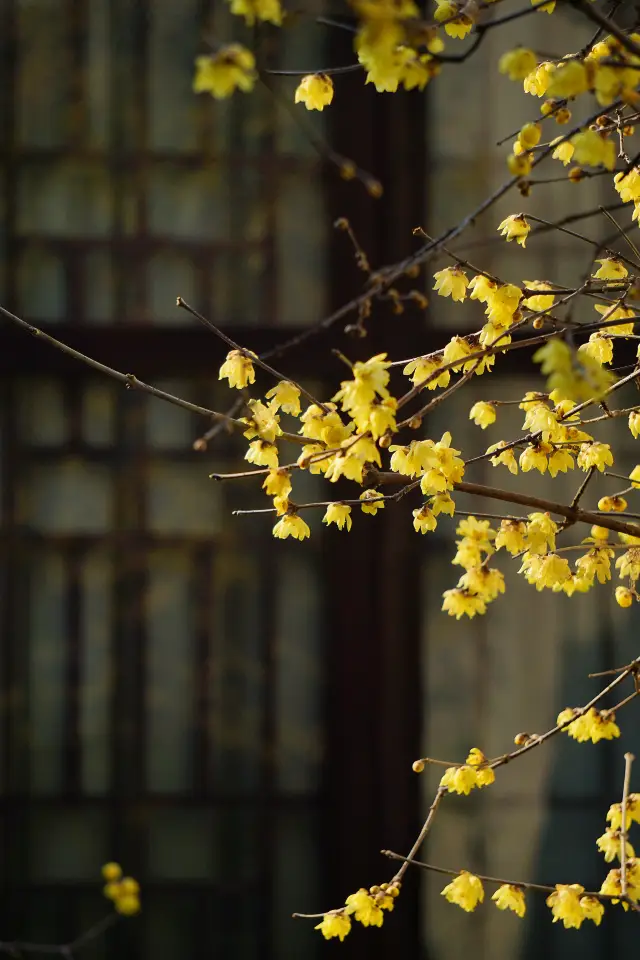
492, 885, 526, 917
295, 74, 334, 111
315, 912, 351, 941
441, 872, 485, 912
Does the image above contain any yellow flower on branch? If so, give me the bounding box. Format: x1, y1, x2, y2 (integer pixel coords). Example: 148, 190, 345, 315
546, 884, 586, 929
193, 47, 257, 100
433, 266, 468, 301
492, 884, 526, 917
579, 896, 605, 926
323, 503, 352, 532
499, 47, 537, 81
596, 829, 635, 863
262, 469, 292, 499
469, 401, 497, 428
403, 355, 451, 390
245, 440, 279, 469
265, 381, 301, 416
442, 588, 486, 619
228, 0, 283, 25
345, 889, 384, 927
218, 349, 256, 389
413, 505, 437, 534
593, 257, 628, 280
433, 0, 474, 39
272, 513, 311, 541
441, 872, 485, 911
487, 441, 519, 474
360, 489, 385, 515
294, 74, 334, 111
315, 912, 351, 941
577, 442, 613, 472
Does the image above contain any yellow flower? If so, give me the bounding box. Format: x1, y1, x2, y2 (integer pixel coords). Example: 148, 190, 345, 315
116, 894, 141, 916
551, 136, 575, 166
193, 46, 256, 100
499, 47, 537, 81
571, 129, 616, 170
466, 747, 495, 786
616, 586, 635, 607
616, 548, 640, 581
468, 274, 497, 302
495, 520, 527, 555
520, 443, 550, 474
593, 257, 628, 280
579, 333, 613, 365
262, 469, 292, 498
631, 464, 640, 489
442, 336, 474, 372
323, 503, 352, 531
431, 493, 455, 516
547, 61, 589, 99
579, 896, 604, 926
593, 302, 635, 336
102, 862, 122, 882
413, 505, 437, 534
324, 452, 364, 484
484, 283, 522, 325
526, 512, 557, 554
598, 495, 627, 512
575, 547, 613, 584
487, 441, 518, 474
228, 0, 283, 25
615, 168, 640, 203
218, 349, 256, 389
272, 514, 311, 540
523, 280, 555, 312
294, 73, 334, 111
563, 707, 620, 743
607, 795, 640, 831
519, 122, 541, 149
458, 566, 505, 603
523, 61, 554, 97
440, 765, 479, 795
403, 356, 451, 390
508, 152, 533, 176
442, 588, 486, 619
433, 0, 474, 39
521, 552, 571, 590
629, 411, 640, 438
441, 872, 485, 912
469, 401, 496, 428
360, 489, 385, 515
245, 440, 279, 468
577, 442, 613, 472
433, 266, 468, 301
498, 214, 530, 247
345, 889, 384, 927
492, 884, 526, 918
366, 398, 398, 440
546, 884, 586, 929
265, 381, 301, 416
315, 912, 351, 941
596, 830, 635, 863
548, 447, 574, 478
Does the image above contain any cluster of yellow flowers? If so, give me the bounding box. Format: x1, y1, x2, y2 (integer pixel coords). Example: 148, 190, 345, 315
499, 33, 640, 178
101, 862, 141, 916
557, 707, 621, 743
439, 747, 496, 795
315, 882, 399, 941
215, 317, 640, 615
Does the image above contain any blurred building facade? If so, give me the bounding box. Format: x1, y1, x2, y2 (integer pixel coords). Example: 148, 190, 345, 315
0, 3, 639, 960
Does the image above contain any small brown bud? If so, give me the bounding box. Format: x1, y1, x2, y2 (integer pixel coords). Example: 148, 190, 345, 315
340, 161, 356, 181
412, 759, 426, 774
334, 217, 349, 230
366, 179, 383, 198
532, 317, 544, 330
568, 166, 585, 182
